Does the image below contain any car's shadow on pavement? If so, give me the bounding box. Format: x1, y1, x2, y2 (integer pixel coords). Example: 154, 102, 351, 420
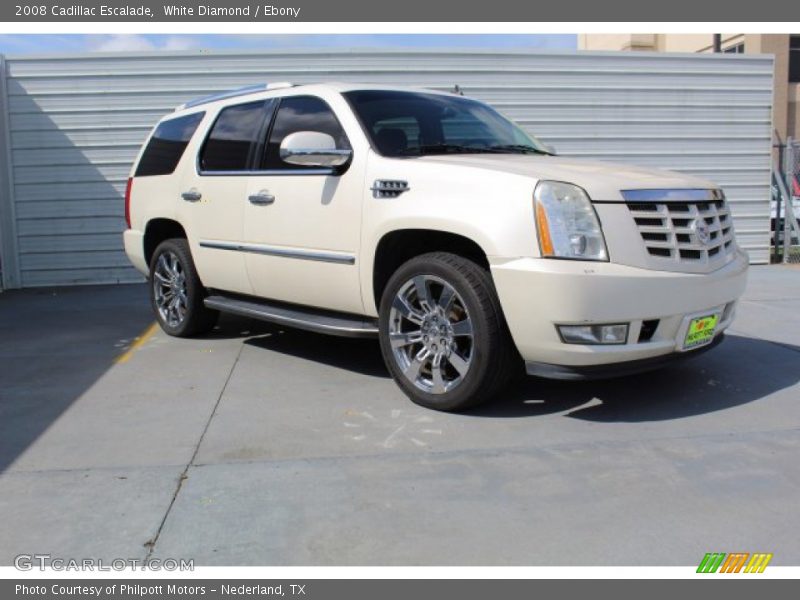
214, 312, 800, 423
213, 314, 391, 379
471, 334, 800, 421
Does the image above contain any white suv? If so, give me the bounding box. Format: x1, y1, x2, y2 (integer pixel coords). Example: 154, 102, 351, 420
123, 83, 748, 411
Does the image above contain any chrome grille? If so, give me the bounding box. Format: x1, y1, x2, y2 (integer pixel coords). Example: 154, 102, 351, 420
623, 189, 735, 264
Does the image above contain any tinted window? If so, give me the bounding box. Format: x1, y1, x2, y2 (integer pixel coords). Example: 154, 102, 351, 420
373, 116, 421, 149
441, 112, 503, 144
344, 90, 550, 158
135, 112, 204, 177
790, 35, 800, 83
263, 96, 350, 169
200, 100, 270, 172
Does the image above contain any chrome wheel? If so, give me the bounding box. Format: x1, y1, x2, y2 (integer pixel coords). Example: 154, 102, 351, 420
153, 250, 188, 328
388, 275, 474, 394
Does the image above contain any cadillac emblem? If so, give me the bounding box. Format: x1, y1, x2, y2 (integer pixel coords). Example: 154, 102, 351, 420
692, 218, 711, 246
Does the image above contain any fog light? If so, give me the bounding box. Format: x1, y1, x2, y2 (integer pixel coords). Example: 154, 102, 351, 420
557, 323, 628, 345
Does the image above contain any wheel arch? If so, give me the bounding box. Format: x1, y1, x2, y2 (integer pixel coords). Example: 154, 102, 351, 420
143, 218, 188, 268
370, 228, 492, 314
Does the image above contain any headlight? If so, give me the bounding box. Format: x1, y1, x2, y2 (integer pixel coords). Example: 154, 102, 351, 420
534, 181, 608, 260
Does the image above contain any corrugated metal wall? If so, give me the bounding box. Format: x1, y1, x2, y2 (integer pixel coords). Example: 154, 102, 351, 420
0, 49, 774, 287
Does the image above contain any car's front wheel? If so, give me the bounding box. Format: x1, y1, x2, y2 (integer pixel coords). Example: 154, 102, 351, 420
149, 238, 218, 337
378, 252, 518, 411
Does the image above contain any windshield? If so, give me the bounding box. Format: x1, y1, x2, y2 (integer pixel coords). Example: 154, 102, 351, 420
343, 90, 552, 157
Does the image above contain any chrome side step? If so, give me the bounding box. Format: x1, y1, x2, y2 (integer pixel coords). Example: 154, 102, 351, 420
204, 295, 378, 338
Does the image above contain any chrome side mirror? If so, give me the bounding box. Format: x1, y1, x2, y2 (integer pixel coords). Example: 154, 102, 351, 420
279, 131, 352, 168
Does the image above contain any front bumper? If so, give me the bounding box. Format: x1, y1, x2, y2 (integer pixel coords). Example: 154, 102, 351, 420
490, 250, 748, 373
525, 333, 725, 380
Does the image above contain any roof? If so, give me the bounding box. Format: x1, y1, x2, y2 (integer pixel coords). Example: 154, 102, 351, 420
173, 82, 459, 113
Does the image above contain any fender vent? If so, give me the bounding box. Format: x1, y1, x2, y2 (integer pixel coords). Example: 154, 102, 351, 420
371, 180, 409, 198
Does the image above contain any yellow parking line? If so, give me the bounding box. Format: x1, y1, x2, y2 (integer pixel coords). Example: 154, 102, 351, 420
115, 322, 159, 364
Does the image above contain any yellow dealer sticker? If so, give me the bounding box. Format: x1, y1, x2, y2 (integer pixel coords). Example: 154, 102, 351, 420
684, 314, 719, 350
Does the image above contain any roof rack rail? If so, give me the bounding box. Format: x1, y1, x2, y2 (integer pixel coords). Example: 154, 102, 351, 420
176, 82, 294, 111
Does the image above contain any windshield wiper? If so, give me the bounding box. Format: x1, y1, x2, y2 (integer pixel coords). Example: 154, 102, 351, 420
487, 144, 554, 155
402, 143, 503, 156
401, 143, 553, 157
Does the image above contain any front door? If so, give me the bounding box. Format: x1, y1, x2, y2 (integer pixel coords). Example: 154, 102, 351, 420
243, 95, 365, 314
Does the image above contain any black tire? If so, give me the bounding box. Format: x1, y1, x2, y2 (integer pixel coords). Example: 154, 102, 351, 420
149, 238, 218, 337
378, 252, 519, 412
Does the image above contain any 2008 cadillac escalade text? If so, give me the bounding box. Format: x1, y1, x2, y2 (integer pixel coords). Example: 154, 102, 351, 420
15, 4, 301, 18
14, 5, 152, 17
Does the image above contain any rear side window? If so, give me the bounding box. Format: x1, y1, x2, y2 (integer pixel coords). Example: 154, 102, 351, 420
135, 112, 204, 177
200, 100, 271, 172
262, 96, 350, 170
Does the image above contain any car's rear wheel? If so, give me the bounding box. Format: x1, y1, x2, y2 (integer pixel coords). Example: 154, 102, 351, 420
149, 238, 218, 337
378, 252, 518, 411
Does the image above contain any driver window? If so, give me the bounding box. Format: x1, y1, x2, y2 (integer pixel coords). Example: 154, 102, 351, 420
372, 116, 420, 155
262, 96, 351, 170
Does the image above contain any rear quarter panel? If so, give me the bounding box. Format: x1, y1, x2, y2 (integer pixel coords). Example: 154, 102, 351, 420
125, 110, 214, 271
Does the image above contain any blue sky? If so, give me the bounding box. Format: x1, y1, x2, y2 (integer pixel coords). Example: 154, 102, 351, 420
0, 34, 576, 55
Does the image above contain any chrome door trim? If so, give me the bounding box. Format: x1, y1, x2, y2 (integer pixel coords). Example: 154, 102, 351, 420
199, 239, 355, 265
197, 167, 336, 177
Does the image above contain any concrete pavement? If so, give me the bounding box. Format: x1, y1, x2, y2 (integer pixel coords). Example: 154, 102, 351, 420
1, 266, 798, 565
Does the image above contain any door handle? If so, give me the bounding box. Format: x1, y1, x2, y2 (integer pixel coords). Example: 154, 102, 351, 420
181, 189, 202, 202
248, 191, 275, 206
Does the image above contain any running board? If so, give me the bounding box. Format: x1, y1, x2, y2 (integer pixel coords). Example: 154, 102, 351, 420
204, 295, 378, 338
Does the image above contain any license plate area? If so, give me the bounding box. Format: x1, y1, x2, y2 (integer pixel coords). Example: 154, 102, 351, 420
682, 313, 720, 350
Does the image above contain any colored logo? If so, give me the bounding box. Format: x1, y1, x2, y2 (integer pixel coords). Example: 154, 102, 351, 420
697, 552, 773, 573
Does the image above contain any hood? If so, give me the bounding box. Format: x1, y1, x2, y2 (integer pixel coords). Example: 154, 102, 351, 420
418, 154, 718, 201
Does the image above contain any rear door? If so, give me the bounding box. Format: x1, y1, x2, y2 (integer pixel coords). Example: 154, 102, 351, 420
178, 99, 275, 294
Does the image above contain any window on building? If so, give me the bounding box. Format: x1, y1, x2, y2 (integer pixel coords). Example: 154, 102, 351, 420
200, 100, 272, 172
724, 43, 745, 54
262, 96, 351, 170
790, 35, 800, 83
135, 112, 204, 177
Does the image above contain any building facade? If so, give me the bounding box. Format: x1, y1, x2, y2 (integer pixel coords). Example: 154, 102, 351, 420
0, 49, 777, 289
579, 34, 800, 145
